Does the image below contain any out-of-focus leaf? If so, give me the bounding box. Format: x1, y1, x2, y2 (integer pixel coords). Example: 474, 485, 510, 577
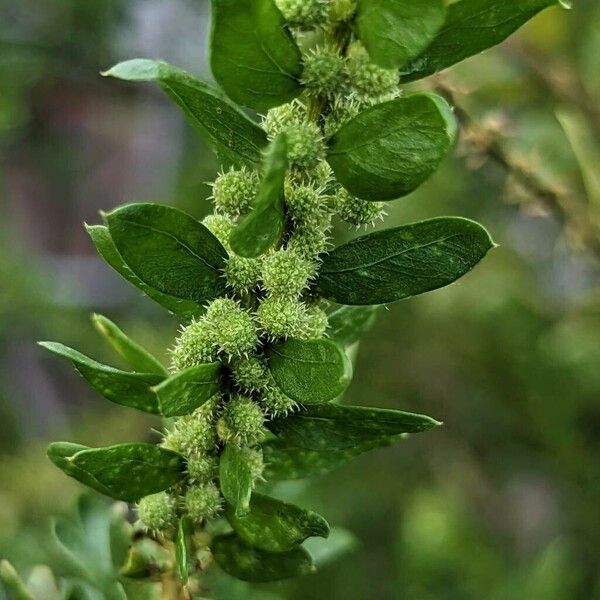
220, 445, 253, 516
327, 305, 381, 346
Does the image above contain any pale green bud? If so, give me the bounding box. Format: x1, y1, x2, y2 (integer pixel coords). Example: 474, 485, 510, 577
287, 225, 331, 260
171, 318, 216, 371
165, 398, 220, 455
137, 492, 178, 533
297, 304, 329, 339
202, 214, 235, 249
186, 452, 219, 483
239, 446, 265, 482
205, 298, 259, 358
302, 46, 346, 98
335, 187, 386, 227
211, 167, 259, 217
285, 183, 327, 226
324, 98, 362, 138
262, 249, 315, 298
256, 296, 306, 339
261, 384, 297, 418
262, 102, 305, 138
329, 0, 357, 22
217, 395, 265, 446
275, 0, 328, 28
225, 255, 262, 296
347, 42, 399, 100
286, 122, 326, 171
230, 356, 270, 393
185, 482, 223, 522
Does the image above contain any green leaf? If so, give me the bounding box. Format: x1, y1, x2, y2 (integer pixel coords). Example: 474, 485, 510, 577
86, 224, 203, 320
212, 533, 314, 582
92, 314, 167, 375
0, 560, 35, 600
230, 134, 288, 258
400, 0, 560, 82
175, 516, 194, 585
103, 59, 267, 168
39, 342, 163, 414
327, 306, 381, 347
152, 363, 222, 417
267, 404, 441, 452
357, 0, 446, 69
105, 203, 228, 304
326, 93, 457, 201
210, 0, 303, 111
226, 493, 329, 553
47, 442, 186, 502
267, 338, 352, 404
220, 445, 253, 516
262, 441, 353, 480
317, 217, 494, 306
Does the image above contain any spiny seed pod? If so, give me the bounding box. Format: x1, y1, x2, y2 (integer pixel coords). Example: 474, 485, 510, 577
297, 304, 329, 339
171, 319, 216, 371
262, 101, 305, 138
261, 383, 297, 418
288, 160, 332, 189
286, 225, 331, 261
202, 214, 235, 250
329, 0, 357, 22
164, 398, 219, 455
205, 298, 258, 358
346, 42, 399, 100
285, 122, 326, 171
324, 98, 362, 138
302, 46, 346, 98
285, 184, 327, 225
335, 187, 386, 227
256, 296, 306, 339
225, 255, 262, 296
137, 492, 178, 533
262, 249, 315, 298
230, 356, 270, 393
275, 0, 328, 28
185, 483, 223, 523
187, 452, 219, 483
217, 395, 265, 446
211, 167, 259, 217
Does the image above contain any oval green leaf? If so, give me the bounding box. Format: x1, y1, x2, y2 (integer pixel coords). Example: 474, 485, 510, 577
212, 533, 314, 582
267, 404, 441, 452
400, 0, 560, 82
267, 338, 352, 404
226, 493, 329, 553
327, 305, 381, 347
47, 443, 186, 502
105, 203, 228, 304
86, 224, 203, 320
103, 59, 267, 168
326, 93, 457, 201
92, 314, 167, 375
357, 0, 446, 69
210, 0, 303, 111
220, 445, 253, 517
39, 342, 164, 414
175, 516, 194, 585
152, 363, 222, 417
230, 134, 288, 258
317, 217, 494, 306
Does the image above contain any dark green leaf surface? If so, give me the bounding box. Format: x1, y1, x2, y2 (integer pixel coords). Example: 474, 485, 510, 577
327, 305, 381, 346
175, 516, 194, 585
220, 445, 253, 516
226, 493, 329, 553
39, 342, 163, 414
210, 0, 303, 111
103, 60, 267, 168
317, 217, 494, 305
400, 0, 559, 82
230, 134, 288, 258
357, 0, 446, 69
92, 314, 167, 375
106, 204, 228, 304
267, 404, 441, 452
267, 338, 352, 404
86, 224, 203, 320
47, 443, 186, 502
212, 533, 314, 582
326, 93, 456, 201
152, 363, 222, 417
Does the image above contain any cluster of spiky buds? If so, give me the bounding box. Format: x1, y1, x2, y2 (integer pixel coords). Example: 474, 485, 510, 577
334, 187, 386, 227
346, 42, 399, 102
275, 0, 328, 28
302, 46, 347, 98
211, 167, 259, 217
217, 395, 266, 446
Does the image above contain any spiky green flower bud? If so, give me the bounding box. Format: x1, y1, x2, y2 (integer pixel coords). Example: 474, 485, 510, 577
202, 214, 235, 249
335, 187, 386, 227
225, 255, 262, 296
288, 160, 332, 189
275, 0, 328, 28
262, 102, 305, 138
137, 492, 178, 533
297, 304, 329, 339
217, 395, 265, 446
286, 122, 326, 171
302, 46, 346, 98
261, 384, 297, 418
329, 0, 357, 22
256, 296, 306, 339
171, 319, 216, 371
262, 249, 315, 298
186, 452, 219, 483
285, 183, 327, 226
164, 398, 220, 455
346, 42, 399, 100
230, 356, 270, 393
211, 167, 259, 217
205, 298, 258, 357
239, 446, 265, 482
185, 483, 223, 522
324, 98, 362, 138
286, 225, 331, 261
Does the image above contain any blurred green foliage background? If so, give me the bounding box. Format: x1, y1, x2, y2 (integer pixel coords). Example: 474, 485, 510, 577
1, 1, 600, 598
